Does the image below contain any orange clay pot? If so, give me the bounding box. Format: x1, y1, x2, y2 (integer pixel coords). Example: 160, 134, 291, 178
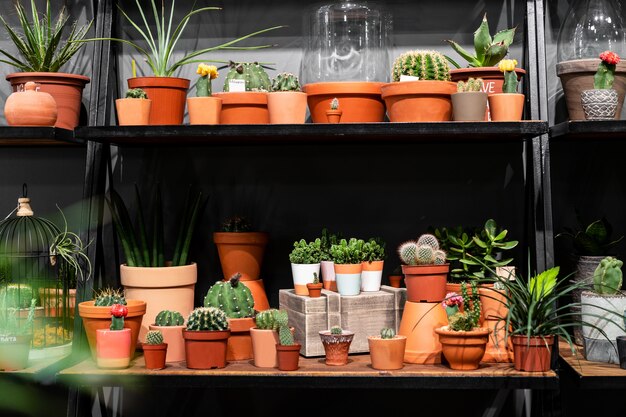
96, 328, 132, 369
388, 275, 403, 288
149, 324, 185, 363
212, 92, 269, 124
435, 326, 490, 370
183, 329, 231, 369
143, 343, 168, 370
398, 301, 447, 364
187, 96, 222, 125
4, 81, 57, 126
482, 319, 513, 363
402, 264, 449, 302
488, 94, 525, 121
250, 327, 280, 368
479, 286, 509, 321
319, 330, 354, 366
267, 91, 307, 124
213, 232, 269, 281
115, 98, 151, 126
303, 82, 385, 123
127, 77, 189, 125
512, 335, 554, 372
226, 317, 255, 361
381, 81, 457, 122
306, 282, 323, 298
276, 343, 301, 371
239, 279, 270, 311
367, 335, 407, 370
326, 110, 342, 123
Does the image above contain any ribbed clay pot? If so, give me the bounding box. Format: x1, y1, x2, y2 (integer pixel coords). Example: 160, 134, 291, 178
267, 91, 307, 124
402, 264, 449, 302
319, 330, 354, 366
4, 81, 57, 126
512, 335, 554, 372
303, 82, 385, 123
212, 92, 269, 124
127, 77, 189, 125
115, 98, 151, 125
381, 81, 457, 122
435, 326, 490, 370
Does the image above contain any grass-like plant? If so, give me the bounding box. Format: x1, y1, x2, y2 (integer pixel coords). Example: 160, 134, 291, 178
50, 208, 92, 283
0, 0, 93, 72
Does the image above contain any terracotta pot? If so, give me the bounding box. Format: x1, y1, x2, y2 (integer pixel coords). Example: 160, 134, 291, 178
6, 72, 89, 129
212, 92, 269, 124
4, 81, 57, 126
303, 82, 385, 123
511, 335, 554, 372
488, 94, 525, 121
250, 327, 280, 368
388, 275, 403, 288
267, 91, 307, 124
291, 263, 321, 295
143, 343, 168, 370
381, 81, 457, 122
361, 260, 384, 292
482, 319, 513, 363
450, 67, 526, 94
321, 261, 337, 291
187, 96, 222, 125
306, 283, 323, 298
276, 343, 301, 371
39, 287, 76, 318
78, 300, 147, 360
183, 329, 230, 369
334, 263, 363, 296
435, 327, 490, 370
0, 335, 32, 371
557, 59, 626, 120
127, 77, 189, 125
319, 330, 354, 366
239, 279, 270, 311
398, 301, 447, 364
581, 89, 619, 120
367, 335, 407, 370
226, 317, 255, 361
402, 264, 449, 302
213, 232, 269, 281
121, 263, 197, 341
326, 110, 342, 123
96, 328, 132, 369
149, 324, 185, 363
479, 286, 508, 321
451, 92, 488, 121
115, 98, 151, 126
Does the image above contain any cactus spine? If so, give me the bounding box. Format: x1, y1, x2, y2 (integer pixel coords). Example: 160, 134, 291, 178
204, 273, 255, 319
186, 307, 229, 331
457, 78, 484, 93
145, 330, 164, 345
330, 325, 343, 335
271, 72, 301, 92
381, 328, 395, 339
255, 308, 280, 330
275, 310, 294, 346
155, 310, 184, 326
312, 272, 320, 285
94, 288, 126, 306
392, 50, 451, 82
223, 61, 271, 92
593, 256, 623, 295
126, 88, 148, 99
398, 234, 446, 265
398, 241, 418, 265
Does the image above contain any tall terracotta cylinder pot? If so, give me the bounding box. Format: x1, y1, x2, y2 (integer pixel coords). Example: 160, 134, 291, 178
213, 232, 269, 281
6, 72, 90, 129
121, 263, 197, 341
267, 91, 308, 124
398, 301, 447, 364
226, 317, 255, 361
250, 327, 280, 368
127, 77, 189, 125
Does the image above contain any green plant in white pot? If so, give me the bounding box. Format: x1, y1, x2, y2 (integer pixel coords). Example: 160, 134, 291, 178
361, 238, 386, 292
330, 238, 365, 296
289, 239, 322, 296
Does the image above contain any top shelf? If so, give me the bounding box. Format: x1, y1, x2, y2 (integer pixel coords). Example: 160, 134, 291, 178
550, 121, 626, 141
0, 127, 80, 146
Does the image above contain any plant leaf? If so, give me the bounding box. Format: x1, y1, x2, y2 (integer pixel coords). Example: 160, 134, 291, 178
493, 27, 516, 47
445, 40, 480, 67
473, 14, 492, 65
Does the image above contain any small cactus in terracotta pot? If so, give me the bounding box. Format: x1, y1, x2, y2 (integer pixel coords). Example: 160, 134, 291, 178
326, 98, 342, 123
115, 87, 151, 126
452, 78, 488, 121
306, 273, 323, 298
368, 327, 407, 370
188, 63, 222, 125
319, 325, 354, 366
487, 59, 525, 121
274, 310, 301, 371
143, 329, 168, 370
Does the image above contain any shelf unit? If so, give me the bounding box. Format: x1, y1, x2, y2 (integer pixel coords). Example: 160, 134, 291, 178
550, 120, 626, 140
0, 127, 80, 146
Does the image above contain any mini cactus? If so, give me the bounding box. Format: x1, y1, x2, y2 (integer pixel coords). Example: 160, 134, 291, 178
416, 234, 440, 250
271, 72, 301, 92
223, 61, 271, 92
186, 307, 229, 331
330, 98, 339, 110
457, 78, 484, 93
593, 256, 623, 295
416, 245, 434, 264
380, 328, 395, 339
110, 304, 128, 331
330, 325, 343, 335
155, 310, 184, 326
399, 235, 446, 265
312, 272, 320, 285
145, 330, 164, 345
275, 310, 295, 346
196, 63, 219, 97
221, 215, 252, 232
398, 241, 418, 265
125, 88, 148, 99
255, 308, 280, 330
392, 50, 451, 82
94, 288, 126, 307
204, 273, 255, 319
433, 250, 447, 265
499, 59, 519, 94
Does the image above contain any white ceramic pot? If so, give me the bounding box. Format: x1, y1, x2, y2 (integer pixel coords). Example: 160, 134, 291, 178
291, 263, 321, 296
361, 260, 384, 292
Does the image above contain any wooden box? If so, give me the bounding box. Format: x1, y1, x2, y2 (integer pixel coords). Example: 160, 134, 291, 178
279, 286, 406, 357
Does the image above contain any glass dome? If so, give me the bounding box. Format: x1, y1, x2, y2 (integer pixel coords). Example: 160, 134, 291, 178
300, 1, 393, 84
557, 0, 626, 62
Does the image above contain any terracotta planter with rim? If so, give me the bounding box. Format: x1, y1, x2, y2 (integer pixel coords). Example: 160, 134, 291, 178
276, 343, 301, 371
319, 330, 355, 366
250, 327, 280, 368
127, 77, 189, 125
388, 275, 403, 288
226, 317, 255, 361
212, 92, 269, 124
115, 98, 151, 126
488, 94, 525, 121
143, 343, 168, 370
183, 329, 230, 369
402, 264, 449, 302
213, 232, 269, 281
367, 335, 407, 370
239, 279, 270, 312
435, 326, 490, 370
381, 81, 457, 122
96, 328, 132, 369
306, 283, 323, 298
511, 335, 554, 372
4, 81, 57, 126
334, 263, 363, 296
187, 96, 222, 125
303, 82, 385, 123
326, 110, 342, 123
0, 335, 32, 371
121, 263, 197, 342
6, 72, 90, 129
39, 287, 76, 318
78, 300, 147, 361
149, 324, 185, 363
398, 301, 447, 364
267, 91, 307, 124
479, 286, 508, 321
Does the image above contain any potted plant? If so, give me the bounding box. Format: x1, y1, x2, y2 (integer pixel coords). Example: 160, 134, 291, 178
267, 72, 307, 124
183, 306, 231, 369
107, 186, 205, 341
0, 299, 35, 371
330, 238, 365, 296
143, 330, 168, 370
435, 282, 489, 370
96, 304, 132, 369
361, 238, 386, 292
0, 0, 91, 129
306, 273, 323, 298
388, 266, 403, 288
275, 310, 301, 371
250, 309, 280, 368
381, 50, 457, 122
581, 51, 622, 120
4, 81, 57, 127
204, 273, 256, 361
451, 78, 488, 121
319, 228, 342, 291
319, 325, 354, 366
398, 234, 449, 302
488, 60, 525, 121
115, 88, 151, 126
326, 98, 342, 123
289, 238, 322, 296
187, 64, 221, 125
367, 327, 406, 371
149, 310, 185, 363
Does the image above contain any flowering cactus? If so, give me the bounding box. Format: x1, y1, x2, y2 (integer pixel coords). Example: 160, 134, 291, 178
499, 59, 519, 94
594, 51, 621, 90
442, 292, 463, 317
110, 304, 128, 331
196, 63, 219, 97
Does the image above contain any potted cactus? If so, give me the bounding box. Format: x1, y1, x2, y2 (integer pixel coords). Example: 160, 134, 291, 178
115, 88, 151, 126
204, 273, 256, 361
381, 50, 457, 122
398, 234, 449, 302
488, 60, 525, 121
250, 308, 281, 368
581, 51, 622, 120
267, 72, 307, 124
142, 330, 168, 370
361, 238, 386, 292
149, 310, 185, 363
306, 273, 323, 298
183, 307, 231, 369
367, 327, 407, 371
451, 78, 488, 121
326, 98, 342, 123
187, 64, 221, 125
96, 304, 132, 369
0, 299, 35, 371
330, 238, 366, 296
388, 266, 403, 288
275, 310, 301, 371
319, 325, 354, 366
319, 228, 342, 291
289, 238, 323, 296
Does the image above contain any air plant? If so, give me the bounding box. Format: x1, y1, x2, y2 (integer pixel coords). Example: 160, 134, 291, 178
49, 208, 92, 282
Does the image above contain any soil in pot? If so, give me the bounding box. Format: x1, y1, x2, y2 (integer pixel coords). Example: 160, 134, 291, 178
303, 82, 385, 123
381, 80, 457, 122
511, 335, 554, 372
319, 330, 354, 366
267, 91, 307, 124
127, 77, 189, 125
276, 343, 301, 371
367, 335, 407, 370
250, 327, 280, 368
212, 92, 269, 124
143, 343, 168, 370
488, 94, 525, 121
115, 98, 151, 126
402, 264, 449, 302
149, 324, 185, 363
435, 327, 490, 370
187, 96, 222, 125
183, 329, 230, 369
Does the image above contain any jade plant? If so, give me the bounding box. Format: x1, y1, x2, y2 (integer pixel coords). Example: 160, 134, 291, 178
223, 61, 272, 92
457, 78, 484, 93
330, 238, 365, 265
94, 288, 126, 307
271, 72, 301, 92
196, 64, 219, 97
155, 310, 184, 326
442, 281, 481, 331
186, 307, 229, 331
125, 88, 148, 99
557, 217, 624, 256
204, 273, 255, 319
499, 59, 519, 93
145, 330, 164, 345
255, 308, 280, 330
110, 304, 128, 331
289, 239, 323, 264
391, 50, 451, 82
593, 257, 623, 295
275, 310, 295, 346
380, 328, 396, 339
594, 51, 620, 90
398, 234, 447, 266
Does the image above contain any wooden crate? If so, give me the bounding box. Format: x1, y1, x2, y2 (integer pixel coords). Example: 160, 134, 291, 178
279, 286, 406, 357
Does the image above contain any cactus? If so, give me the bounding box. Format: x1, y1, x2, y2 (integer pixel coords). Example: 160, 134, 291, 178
125, 88, 147, 99
380, 328, 395, 339
204, 273, 255, 319
398, 241, 418, 265
593, 256, 623, 295
221, 216, 252, 232
330, 98, 339, 110
271, 72, 301, 92
145, 330, 164, 345
330, 325, 343, 335
155, 310, 184, 326
417, 245, 434, 264
255, 308, 280, 330
0, 284, 34, 309
499, 60, 519, 94
110, 304, 128, 331
457, 78, 483, 93
312, 272, 320, 285
275, 310, 295, 346
196, 63, 218, 97
94, 288, 126, 306
448, 281, 481, 332
222, 61, 271, 92
186, 307, 229, 331
434, 250, 447, 265
417, 234, 440, 250
392, 50, 451, 82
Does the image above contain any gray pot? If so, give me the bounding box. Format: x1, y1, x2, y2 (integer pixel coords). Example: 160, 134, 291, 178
451, 92, 488, 121
572, 256, 605, 345
581, 89, 619, 120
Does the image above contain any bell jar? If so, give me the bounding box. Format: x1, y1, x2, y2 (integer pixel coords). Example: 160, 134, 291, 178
300, 1, 393, 84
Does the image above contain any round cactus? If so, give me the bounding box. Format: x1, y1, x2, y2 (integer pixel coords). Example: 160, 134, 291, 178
593, 256, 623, 295
204, 273, 255, 319
398, 241, 418, 265
125, 88, 148, 99
416, 245, 434, 264
255, 308, 280, 330
330, 325, 343, 335
94, 288, 126, 306
223, 61, 271, 92
155, 310, 184, 326
391, 50, 451, 82
416, 234, 440, 251
433, 250, 447, 265
271, 72, 301, 92
186, 307, 229, 331
145, 330, 164, 345
380, 328, 396, 339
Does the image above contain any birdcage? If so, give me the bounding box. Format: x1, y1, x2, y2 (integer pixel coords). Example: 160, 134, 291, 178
0, 187, 75, 359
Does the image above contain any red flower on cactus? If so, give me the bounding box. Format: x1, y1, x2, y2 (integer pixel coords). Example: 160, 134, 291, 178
600, 51, 620, 66
110, 304, 128, 318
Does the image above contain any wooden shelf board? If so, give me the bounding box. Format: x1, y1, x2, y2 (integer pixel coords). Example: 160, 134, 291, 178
1, 354, 70, 379
559, 343, 626, 389
0, 127, 81, 146
550, 120, 626, 140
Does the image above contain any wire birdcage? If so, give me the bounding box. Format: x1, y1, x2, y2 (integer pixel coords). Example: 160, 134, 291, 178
0, 186, 74, 356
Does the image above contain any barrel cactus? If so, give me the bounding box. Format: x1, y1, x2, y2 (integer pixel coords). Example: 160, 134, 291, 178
593, 256, 623, 295
271, 72, 301, 92
392, 50, 451, 82
380, 328, 395, 339
204, 273, 255, 319
222, 61, 271, 92
155, 310, 184, 326
126, 88, 148, 99
145, 330, 164, 345
255, 308, 280, 330
457, 78, 484, 93
186, 307, 229, 331
330, 325, 343, 335
275, 310, 295, 346
94, 288, 126, 306
398, 234, 446, 266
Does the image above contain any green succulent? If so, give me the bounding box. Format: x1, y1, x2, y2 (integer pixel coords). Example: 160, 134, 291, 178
289, 238, 323, 264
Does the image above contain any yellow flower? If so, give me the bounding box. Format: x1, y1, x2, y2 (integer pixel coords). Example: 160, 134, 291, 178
197, 63, 218, 79
498, 59, 518, 73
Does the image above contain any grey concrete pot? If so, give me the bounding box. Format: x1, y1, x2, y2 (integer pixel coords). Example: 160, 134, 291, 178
581, 291, 626, 364
451, 92, 488, 121
572, 256, 605, 345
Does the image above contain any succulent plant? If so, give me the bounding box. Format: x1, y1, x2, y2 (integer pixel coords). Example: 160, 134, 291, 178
446, 281, 481, 332
362, 238, 386, 262
145, 330, 164, 345
271, 72, 301, 92
330, 98, 339, 110
330, 238, 365, 265
557, 217, 623, 256
312, 272, 320, 285
275, 310, 295, 346
196, 64, 218, 97
221, 216, 252, 232
380, 328, 395, 339
330, 325, 343, 335
255, 308, 280, 330
289, 238, 323, 264
110, 304, 128, 331
392, 50, 451, 82
126, 88, 148, 99
204, 273, 255, 319
457, 78, 484, 93
94, 288, 126, 307
593, 256, 623, 295
155, 310, 184, 326
0, 284, 34, 309
398, 234, 446, 266
223, 61, 271, 92
186, 307, 229, 331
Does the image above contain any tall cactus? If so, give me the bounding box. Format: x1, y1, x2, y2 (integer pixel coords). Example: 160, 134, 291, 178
593, 256, 623, 295
222, 61, 271, 92
392, 50, 451, 82
155, 310, 184, 326
186, 307, 229, 331
255, 308, 280, 330
275, 310, 294, 346
204, 273, 255, 319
